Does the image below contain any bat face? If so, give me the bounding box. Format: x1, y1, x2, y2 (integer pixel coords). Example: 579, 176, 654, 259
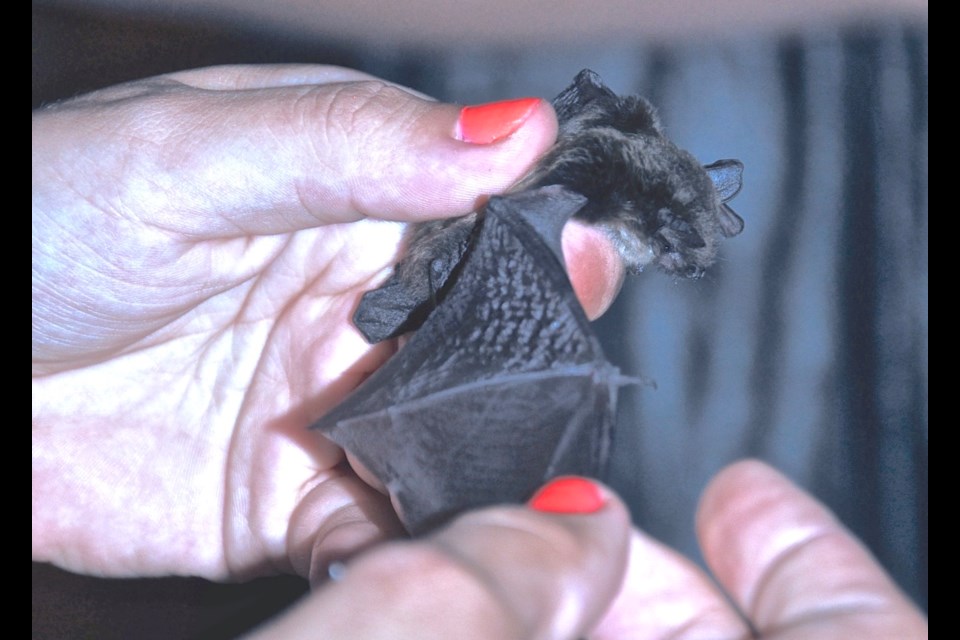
522, 69, 745, 279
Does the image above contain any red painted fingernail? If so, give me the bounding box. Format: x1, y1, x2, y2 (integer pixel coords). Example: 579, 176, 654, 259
528, 477, 606, 514
455, 97, 541, 144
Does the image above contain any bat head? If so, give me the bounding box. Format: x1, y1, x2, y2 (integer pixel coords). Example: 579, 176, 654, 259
519, 69, 745, 279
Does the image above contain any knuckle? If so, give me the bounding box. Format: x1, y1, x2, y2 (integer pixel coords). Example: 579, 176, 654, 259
305, 81, 420, 137
290, 81, 426, 183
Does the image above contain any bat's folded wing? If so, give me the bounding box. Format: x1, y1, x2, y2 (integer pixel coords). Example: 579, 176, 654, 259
311, 185, 633, 535
322, 365, 620, 534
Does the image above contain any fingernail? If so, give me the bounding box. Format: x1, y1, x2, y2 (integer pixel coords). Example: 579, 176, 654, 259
455, 97, 541, 144
528, 477, 606, 514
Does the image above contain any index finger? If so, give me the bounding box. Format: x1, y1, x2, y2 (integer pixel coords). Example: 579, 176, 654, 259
562, 219, 626, 320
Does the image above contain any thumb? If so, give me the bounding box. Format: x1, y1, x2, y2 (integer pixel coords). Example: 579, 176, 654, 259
43, 64, 558, 237
252, 477, 630, 640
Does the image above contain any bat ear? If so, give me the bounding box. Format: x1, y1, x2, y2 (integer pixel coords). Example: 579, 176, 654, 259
553, 69, 617, 124
704, 159, 744, 202
718, 204, 745, 238
704, 159, 745, 237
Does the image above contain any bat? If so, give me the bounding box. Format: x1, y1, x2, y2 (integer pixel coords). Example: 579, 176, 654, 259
352, 69, 744, 344
310, 70, 744, 535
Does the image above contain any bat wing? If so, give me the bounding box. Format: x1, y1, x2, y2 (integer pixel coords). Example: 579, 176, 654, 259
311, 185, 631, 535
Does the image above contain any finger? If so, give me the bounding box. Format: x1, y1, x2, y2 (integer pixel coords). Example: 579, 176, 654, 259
60, 78, 558, 238
592, 530, 751, 639
697, 460, 927, 638
266, 83, 556, 225
255, 477, 631, 640
562, 219, 626, 319
285, 471, 405, 584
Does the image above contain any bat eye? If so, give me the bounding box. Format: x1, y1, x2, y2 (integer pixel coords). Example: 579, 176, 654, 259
659, 238, 674, 254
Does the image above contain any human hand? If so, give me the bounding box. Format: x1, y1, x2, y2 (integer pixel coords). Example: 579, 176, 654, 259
252, 462, 925, 639
593, 460, 927, 639
32, 64, 625, 581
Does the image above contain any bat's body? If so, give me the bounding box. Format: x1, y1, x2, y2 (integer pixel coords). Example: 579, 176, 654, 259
311, 70, 744, 535
353, 70, 744, 343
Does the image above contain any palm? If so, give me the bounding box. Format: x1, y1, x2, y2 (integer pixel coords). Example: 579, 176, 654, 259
33, 207, 410, 578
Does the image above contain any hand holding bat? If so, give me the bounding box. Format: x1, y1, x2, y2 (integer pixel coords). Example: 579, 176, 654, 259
33, 64, 924, 639
32, 63, 619, 582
